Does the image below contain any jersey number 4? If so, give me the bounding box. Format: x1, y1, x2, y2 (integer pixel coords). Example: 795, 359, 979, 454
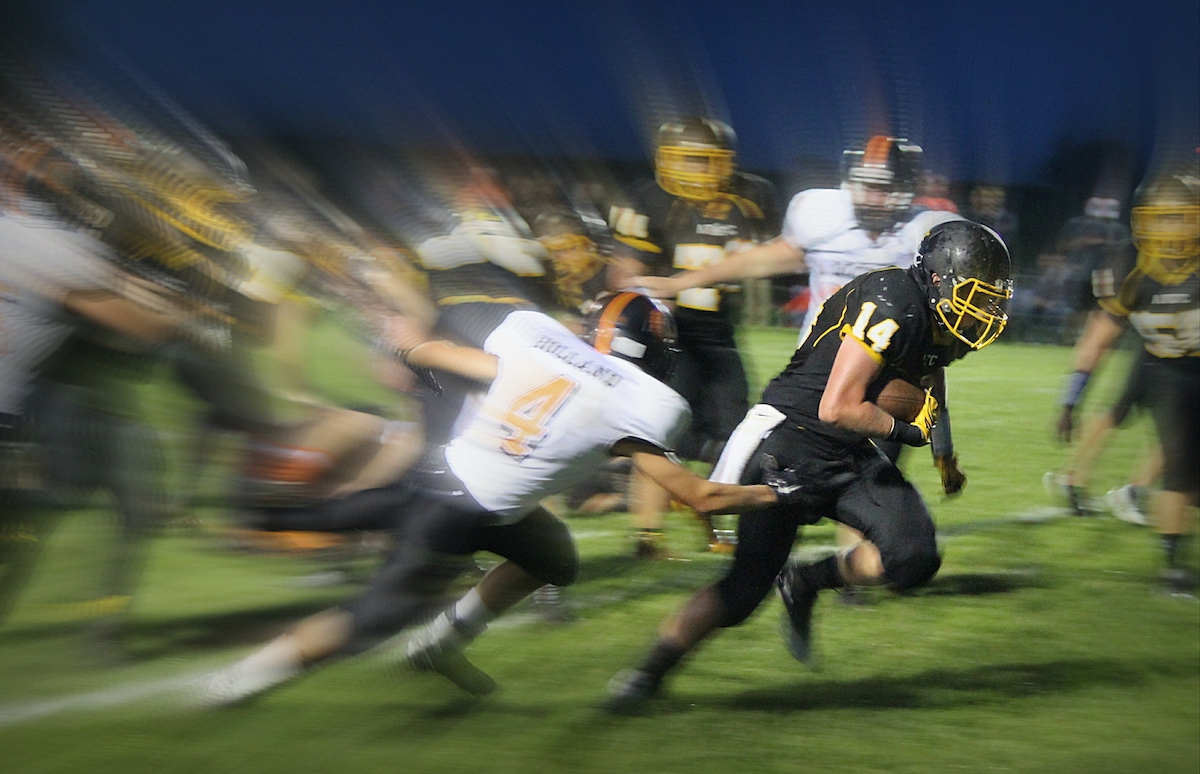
849, 301, 900, 354
500, 375, 579, 459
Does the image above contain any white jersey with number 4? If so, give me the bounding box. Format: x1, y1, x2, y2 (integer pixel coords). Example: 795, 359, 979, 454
444, 310, 690, 522
782, 188, 960, 336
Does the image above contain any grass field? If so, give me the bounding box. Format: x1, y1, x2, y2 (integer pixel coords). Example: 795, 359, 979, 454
1, 323, 1197, 774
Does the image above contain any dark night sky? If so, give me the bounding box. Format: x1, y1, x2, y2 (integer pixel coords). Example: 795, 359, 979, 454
21, 0, 1200, 184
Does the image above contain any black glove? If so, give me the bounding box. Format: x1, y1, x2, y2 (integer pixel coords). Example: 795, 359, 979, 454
761, 455, 804, 505
887, 390, 937, 447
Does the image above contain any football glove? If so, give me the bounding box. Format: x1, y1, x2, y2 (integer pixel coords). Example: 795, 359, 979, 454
935, 454, 967, 496
887, 390, 938, 447
761, 455, 804, 505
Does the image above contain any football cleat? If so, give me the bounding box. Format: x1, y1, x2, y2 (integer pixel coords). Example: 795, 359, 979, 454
197, 656, 299, 708
776, 560, 819, 663
604, 668, 662, 714
419, 651, 499, 696
1042, 472, 1096, 517
1160, 568, 1198, 598
1106, 485, 1149, 526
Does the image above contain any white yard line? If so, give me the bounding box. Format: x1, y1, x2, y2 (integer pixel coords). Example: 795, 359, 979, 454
0, 672, 205, 729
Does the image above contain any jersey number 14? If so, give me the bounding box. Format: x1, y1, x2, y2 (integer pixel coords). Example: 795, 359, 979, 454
849, 301, 900, 354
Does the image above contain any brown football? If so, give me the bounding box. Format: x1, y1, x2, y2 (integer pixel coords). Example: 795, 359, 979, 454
874, 379, 926, 423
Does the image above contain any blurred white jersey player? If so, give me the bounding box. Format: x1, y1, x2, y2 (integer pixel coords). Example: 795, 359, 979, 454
443, 304, 690, 521
199, 293, 792, 703
786, 137, 960, 337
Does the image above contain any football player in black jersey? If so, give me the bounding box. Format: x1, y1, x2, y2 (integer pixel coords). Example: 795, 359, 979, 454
609, 116, 779, 555
1053, 162, 1198, 593
607, 221, 1012, 710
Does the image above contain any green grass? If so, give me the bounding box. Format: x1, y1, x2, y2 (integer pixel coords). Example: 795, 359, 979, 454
1, 320, 1196, 774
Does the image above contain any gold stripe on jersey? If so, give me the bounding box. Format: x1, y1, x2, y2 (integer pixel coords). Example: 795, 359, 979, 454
614, 234, 664, 254
1111, 266, 1147, 317
716, 192, 765, 221
437, 295, 533, 307
810, 289, 855, 350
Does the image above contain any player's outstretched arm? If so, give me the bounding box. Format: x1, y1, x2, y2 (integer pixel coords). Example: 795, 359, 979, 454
624, 238, 805, 298
382, 314, 498, 383
615, 443, 777, 514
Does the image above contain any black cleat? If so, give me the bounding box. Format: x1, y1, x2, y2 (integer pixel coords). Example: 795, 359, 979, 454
604, 668, 662, 714
776, 561, 819, 663
1160, 568, 1198, 598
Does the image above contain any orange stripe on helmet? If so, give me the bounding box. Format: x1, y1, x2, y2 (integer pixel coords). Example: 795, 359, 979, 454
862, 136, 892, 167
593, 292, 639, 354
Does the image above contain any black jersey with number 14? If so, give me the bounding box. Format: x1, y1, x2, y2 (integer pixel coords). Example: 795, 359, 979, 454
761, 267, 969, 445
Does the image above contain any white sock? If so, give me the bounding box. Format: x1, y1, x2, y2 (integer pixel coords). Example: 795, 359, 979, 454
451, 588, 497, 635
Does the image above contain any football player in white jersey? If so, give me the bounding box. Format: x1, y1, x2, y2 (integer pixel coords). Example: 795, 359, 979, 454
200, 293, 801, 703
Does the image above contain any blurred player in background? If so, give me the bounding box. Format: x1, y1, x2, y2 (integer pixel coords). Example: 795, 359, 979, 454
1052, 160, 1199, 593
608, 116, 778, 556
1044, 194, 1162, 521
607, 221, 1013, 711
0, 125, 239, 643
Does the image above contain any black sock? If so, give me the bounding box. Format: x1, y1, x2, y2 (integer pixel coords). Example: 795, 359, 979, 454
797, 555, 846, 592
638, 639, 686, 681
1161, 534, 1183, 568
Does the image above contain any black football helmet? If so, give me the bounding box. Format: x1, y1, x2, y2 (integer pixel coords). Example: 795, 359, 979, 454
843, 136, 923, 233
913, 220, 1013, 350
583, 291, 680, 382
655, 116, 736, 201
1130, 163, 1199, 284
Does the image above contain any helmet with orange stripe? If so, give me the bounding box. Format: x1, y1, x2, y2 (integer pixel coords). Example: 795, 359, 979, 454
583, 291, 680, 382
843, 136, 923, 233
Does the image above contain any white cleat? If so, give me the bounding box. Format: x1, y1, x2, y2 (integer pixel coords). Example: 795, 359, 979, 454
1106, 485, 1149, 526
196, 657, 299, 708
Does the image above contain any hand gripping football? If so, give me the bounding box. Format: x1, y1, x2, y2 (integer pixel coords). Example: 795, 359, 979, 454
874, 379, 926, 423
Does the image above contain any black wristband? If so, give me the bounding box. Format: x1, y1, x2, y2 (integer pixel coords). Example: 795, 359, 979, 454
887, 417, 928, 447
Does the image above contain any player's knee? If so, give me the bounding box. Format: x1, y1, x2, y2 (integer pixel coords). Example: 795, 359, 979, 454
883, 545, 942, 592
538, 549, 579, 587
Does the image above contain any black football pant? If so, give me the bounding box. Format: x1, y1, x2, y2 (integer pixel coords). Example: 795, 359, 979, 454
1149, 358, 1199, 494
672, 342, 750, 464
714, 423, 940, 627
338, 483, 578, 653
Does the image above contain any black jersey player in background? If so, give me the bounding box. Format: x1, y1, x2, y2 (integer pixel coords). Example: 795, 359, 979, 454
1054, 160, 1199, 594
609, 116, 779, 555
606, 221, 1013, 710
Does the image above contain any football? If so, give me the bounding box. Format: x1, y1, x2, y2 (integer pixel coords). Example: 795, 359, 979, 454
874, 379, 926, 423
